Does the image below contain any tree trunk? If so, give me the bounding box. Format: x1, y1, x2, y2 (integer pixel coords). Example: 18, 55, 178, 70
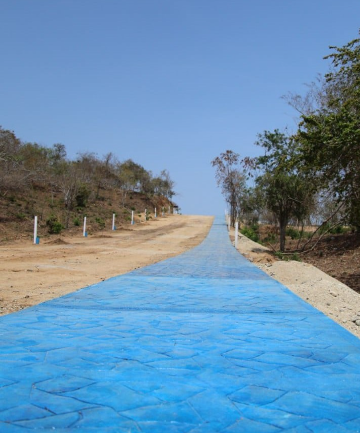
279, 218, 287, 252
230, 195, 236, 227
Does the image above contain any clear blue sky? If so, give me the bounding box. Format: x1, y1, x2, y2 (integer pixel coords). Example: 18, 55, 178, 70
1, 1, 359, 215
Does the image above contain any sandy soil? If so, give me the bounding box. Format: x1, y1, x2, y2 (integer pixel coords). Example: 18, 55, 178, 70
231, 229, 360, 339
0, 215, 213, 316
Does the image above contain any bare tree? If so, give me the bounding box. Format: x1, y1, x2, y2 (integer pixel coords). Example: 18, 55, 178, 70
211, 150, 242, 227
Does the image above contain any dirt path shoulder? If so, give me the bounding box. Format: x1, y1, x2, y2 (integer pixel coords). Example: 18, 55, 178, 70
0, 215, 213, 316
231, 229, 360, 339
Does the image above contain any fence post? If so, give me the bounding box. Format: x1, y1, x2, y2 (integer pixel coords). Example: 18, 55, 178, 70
34, 216, 39, 244
131, 211, 134, 225
112, 213, 116, 230
83, 217, 87, 237
155, 207, 157, 218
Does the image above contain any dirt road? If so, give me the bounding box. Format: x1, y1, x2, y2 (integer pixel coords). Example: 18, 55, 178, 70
0, 215, 213, 316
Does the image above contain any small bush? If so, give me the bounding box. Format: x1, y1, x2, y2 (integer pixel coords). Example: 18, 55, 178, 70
250, 223, 259, 232
291, 253, 301, 262
304, 231, 313, 239
319, 223, 349, 235
286, 227, 300, 240
46, 215, 63, 234
275, 251, 286, 260
95, 217, 105, 229
330, 225, 350, 234
73, 217, 80, 226
241, 226, 259, 243
274, 251, 301, 262
75, 185, 91, 208
16, 212, 26, 220
264, 233, 277, 242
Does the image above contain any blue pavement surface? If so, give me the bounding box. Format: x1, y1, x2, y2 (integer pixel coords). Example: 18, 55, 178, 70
1, 218, 360, 432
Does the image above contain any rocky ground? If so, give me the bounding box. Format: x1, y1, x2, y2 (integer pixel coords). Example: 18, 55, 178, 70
232, 229, 360, 339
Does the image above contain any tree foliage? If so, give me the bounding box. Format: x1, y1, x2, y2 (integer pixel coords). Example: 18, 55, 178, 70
212, 31, 360, 252
295, 32, 360, 229
250, 130, 315, 251
0, 126, 176, 216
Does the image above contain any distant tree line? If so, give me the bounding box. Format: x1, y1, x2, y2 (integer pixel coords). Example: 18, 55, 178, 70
0, 127, 175, 227
212, 30, 360, 252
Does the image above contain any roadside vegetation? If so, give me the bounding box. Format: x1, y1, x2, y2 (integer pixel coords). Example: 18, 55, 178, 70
212, 30, 360, 293
0, 127, 177, 241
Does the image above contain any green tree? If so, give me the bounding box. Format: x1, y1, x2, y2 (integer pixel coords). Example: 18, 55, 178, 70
295, 32, 360, 229
239, 186, 265, 226
251, 130, 315, 252
0, 126, 22, 194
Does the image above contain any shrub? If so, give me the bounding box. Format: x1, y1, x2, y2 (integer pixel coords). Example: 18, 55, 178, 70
241, 226, 259, 242
274, 251, 301, 262
291, 253, 301, 261
75, 185, 90, 208
46, 215, 63, 234
73, 217, 80, 226
319, 223, 349, 235
263, 233, 277, 242
275, 251, 285, 260
286, 227, 300, 239
95, 217, 105, 229
330, 225, 350, 234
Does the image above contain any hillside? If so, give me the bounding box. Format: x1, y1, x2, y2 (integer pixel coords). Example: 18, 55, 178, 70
0, 186, 176, 244
0, 126, 177, 243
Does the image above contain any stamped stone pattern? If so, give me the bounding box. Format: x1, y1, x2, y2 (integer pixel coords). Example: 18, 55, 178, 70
0, 218, 360, 431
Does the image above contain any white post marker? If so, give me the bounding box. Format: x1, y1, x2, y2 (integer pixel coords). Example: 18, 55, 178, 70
155, 207, 157, 218
235, 221, 238, 249
168, 205, 170, 214
34, 216, 38, 244
131, 210, 134, 225
112, 213, 116, 230
83, 216, 87, 237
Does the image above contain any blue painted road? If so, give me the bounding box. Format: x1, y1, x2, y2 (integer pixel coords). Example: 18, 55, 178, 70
1, 218, 360, 432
